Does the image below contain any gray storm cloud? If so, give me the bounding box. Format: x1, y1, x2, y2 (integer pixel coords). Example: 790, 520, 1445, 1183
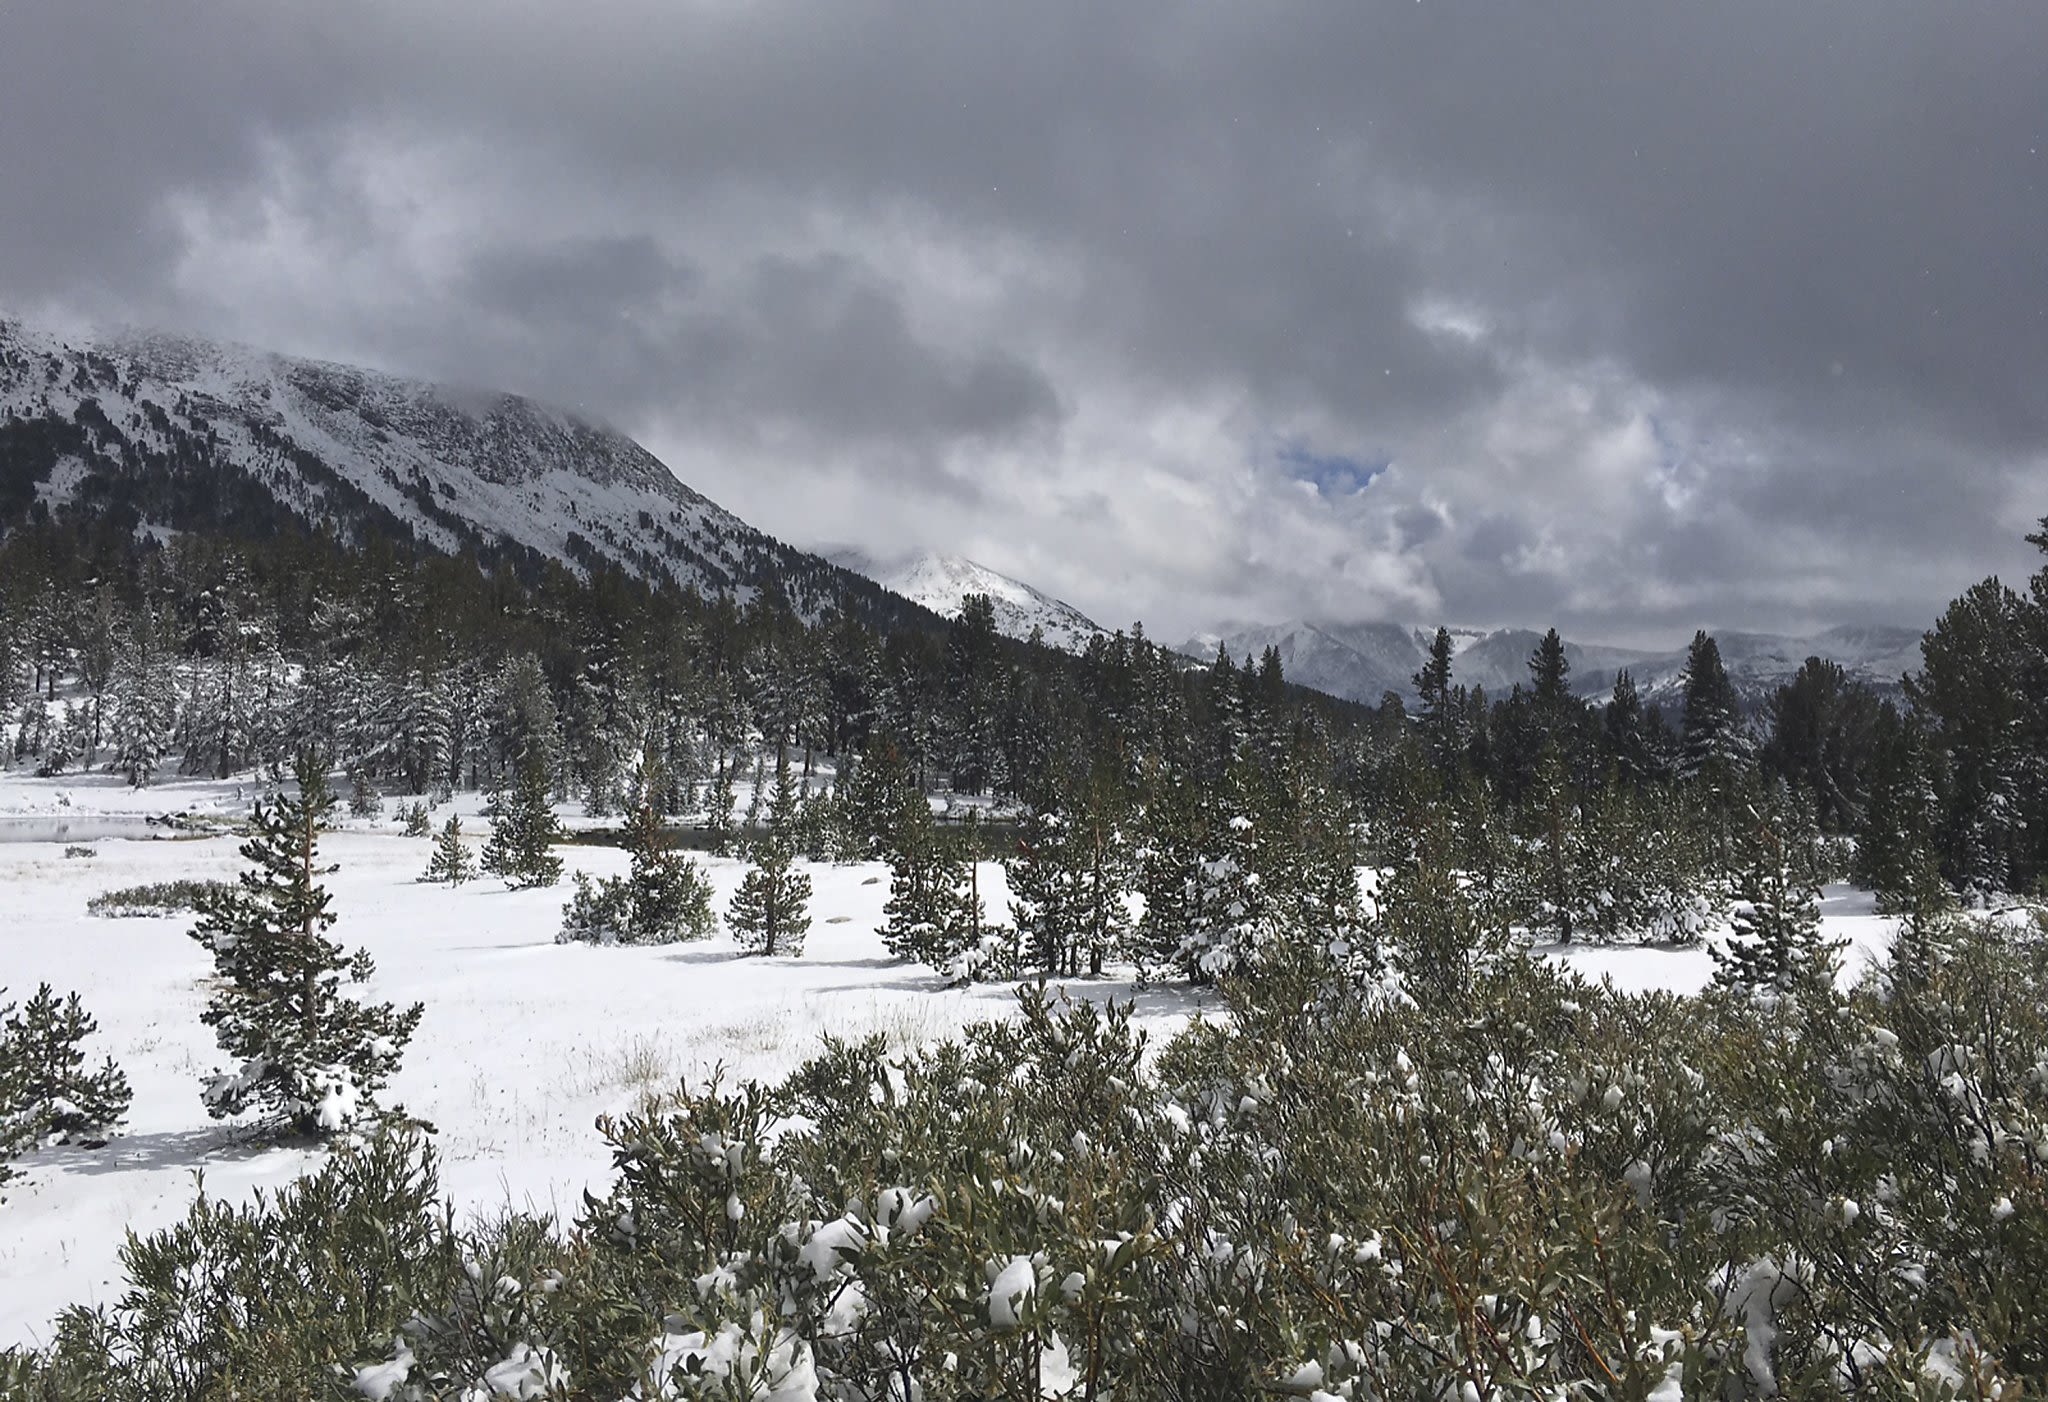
2, 1, 2043, 642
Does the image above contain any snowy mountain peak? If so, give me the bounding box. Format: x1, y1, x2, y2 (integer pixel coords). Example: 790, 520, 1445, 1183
828, 548, 1105, 651
0, 316, 920, 626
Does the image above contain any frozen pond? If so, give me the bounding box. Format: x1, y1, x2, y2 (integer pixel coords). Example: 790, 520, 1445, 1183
0, 815, 170, 844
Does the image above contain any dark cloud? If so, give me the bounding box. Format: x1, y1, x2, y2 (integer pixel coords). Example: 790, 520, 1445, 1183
1, 1, 2042, 640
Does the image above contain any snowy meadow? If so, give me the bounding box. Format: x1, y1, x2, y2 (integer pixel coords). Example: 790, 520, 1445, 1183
0, 770, 1208, 1351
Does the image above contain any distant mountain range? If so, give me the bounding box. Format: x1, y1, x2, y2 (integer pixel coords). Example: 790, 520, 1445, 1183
1179, 619, 1926, 710
828, 548, 1106, 652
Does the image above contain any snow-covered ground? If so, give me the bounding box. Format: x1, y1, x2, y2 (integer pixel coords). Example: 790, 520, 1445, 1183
0, 772, 1211, 1349
0, 769, 1897, 1349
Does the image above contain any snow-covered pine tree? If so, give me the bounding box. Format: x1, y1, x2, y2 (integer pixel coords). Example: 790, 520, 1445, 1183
1853, 708, 1939, 909
1132, 772, 1207, 976
1679, 630, 1748, 781
1517, 742, 1586, 942
880, 794, 980, 970
110, 604, 179, 787
348, 767, 383, 819
1172, 768, 1274, 981
840, 741, 916, 859
11, 695, 49, 766
1377, 810, 1512, 1009
742, 754, 768, 830
1007, 809, 1087, 976
1, 983, 132, 1144
482, 760, 565, 889
37, 701, 93, 776
486, 654, 564, 792
1712, 812, 1843, 1004
728, 752, 811, 956
1006, 775, 1132, 978
422, 814, 477, 885
942, 593, 1004, 795
73, 583, 120, 759
704, 751, 738, 856
1600, 668, 1662, 785
190, 756, 423, 1136
619, 791, 715, 943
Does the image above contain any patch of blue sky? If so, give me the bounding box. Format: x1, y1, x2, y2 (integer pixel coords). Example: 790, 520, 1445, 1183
1277, 441, 1389, 497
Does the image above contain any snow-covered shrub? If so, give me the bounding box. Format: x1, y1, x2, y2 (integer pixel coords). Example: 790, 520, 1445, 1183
86, 878, 232, 918
557, 800, 715, 946
557, 870, 636, 945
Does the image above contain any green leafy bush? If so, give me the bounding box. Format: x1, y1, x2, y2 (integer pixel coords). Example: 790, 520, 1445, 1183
10, 913, 2048, 1398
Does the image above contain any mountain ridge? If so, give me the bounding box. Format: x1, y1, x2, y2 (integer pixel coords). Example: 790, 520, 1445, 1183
1182, 617, 1925, 710
0, 316, 931, 629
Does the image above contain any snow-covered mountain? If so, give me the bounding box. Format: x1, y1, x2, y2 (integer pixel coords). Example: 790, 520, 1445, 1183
828, 548, 1106, 651
0, 317, 922, 625
1184, 618, 1926, 710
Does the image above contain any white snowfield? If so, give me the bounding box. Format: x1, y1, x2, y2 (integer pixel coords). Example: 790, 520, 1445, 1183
0, 770, 1897, 1350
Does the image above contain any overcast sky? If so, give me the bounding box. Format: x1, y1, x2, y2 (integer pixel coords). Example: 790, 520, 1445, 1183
4, 3, 2044, 644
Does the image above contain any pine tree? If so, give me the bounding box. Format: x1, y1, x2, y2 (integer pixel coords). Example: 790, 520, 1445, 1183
348, 767, 383, 819
1529, 627, 1571, 709
880, 795, 980, 970
1854, 709, 1941, 910
1378, 810, 1512, 1009
1679, 630, 1748, 781
728, 753, 812, 956
1178, 778, 1268, 981
1, 983, 132, 1145
943, 593, 1005, 795
1711, 816, 1843, 1005
190, 756, 423, 1136
704, 751, 739, 856
1761, 658, 1885, 833
1601, 669, 1651, 784
1414, 626, 1459, 777
620, 793, 716, 944
111, 605, 179, 788
38, 701, 92, 777
421, 814, 476, 885
1517, 741, 1586, 942
1132, 773, 1208, 975
1907, 578, 2030, 900
482, 760, 565, 889
1006, 779, 1133, 979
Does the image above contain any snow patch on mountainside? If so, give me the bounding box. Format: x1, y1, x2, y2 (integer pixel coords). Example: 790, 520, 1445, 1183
829, 549, 1105, 651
